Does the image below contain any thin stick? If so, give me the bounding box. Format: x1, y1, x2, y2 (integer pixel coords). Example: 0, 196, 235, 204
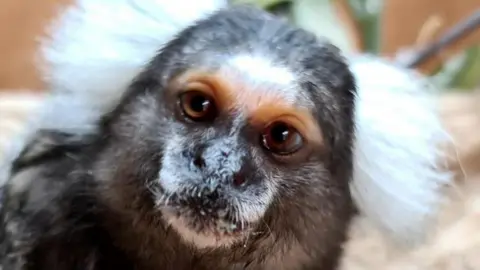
403, 9, 480, 69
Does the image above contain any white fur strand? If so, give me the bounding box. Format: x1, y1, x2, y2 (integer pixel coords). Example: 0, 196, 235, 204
349, 55, 452, 245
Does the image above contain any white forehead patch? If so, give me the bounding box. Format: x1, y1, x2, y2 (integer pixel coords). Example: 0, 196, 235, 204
224, 54, 299, 104
227, 54, 295, 86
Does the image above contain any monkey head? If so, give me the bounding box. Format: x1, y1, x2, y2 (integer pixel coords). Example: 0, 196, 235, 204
98, 6, 356, 253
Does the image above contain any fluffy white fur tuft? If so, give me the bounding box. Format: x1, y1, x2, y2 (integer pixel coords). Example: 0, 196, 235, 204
39, 0, 228, 135
348, 55, 452, 245
0, 0, 453, 247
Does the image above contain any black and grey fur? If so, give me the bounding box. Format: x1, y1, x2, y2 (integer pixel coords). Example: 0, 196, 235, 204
1, 3, 444, 270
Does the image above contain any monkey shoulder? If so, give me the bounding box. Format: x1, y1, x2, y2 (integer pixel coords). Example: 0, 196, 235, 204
0, 130, 132, 270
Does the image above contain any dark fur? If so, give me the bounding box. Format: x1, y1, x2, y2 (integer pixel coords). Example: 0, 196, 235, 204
1, 5, 357, 270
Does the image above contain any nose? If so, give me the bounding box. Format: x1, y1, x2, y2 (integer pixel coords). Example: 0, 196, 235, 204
232, 172, 246, 187
193, 153, 205, 169
192, 144, 230, 171
192, 150, 231, 169
191, 145, 248, 188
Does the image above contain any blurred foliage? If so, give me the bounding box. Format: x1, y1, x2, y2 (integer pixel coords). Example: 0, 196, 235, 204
291, 1, 356, 52
232, 0, 479, 91
346, 0, 382, 53
449, 46, 480, 89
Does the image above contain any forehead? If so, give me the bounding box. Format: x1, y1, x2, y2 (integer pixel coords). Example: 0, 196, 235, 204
170, 53, 323, 144
159, 6, 340, 113
226, 54, 296, 89
177, 53, 315, 111
223, 54, 307, 105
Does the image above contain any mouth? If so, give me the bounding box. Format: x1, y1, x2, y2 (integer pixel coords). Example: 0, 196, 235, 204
154, 188, 254, 247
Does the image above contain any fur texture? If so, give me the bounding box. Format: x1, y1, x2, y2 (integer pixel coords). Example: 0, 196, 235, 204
348, 55, 452, 244
0, 0, 227, 207
12, 0, 452, 245
0, 91, 477, 270
2, 3, 363, 269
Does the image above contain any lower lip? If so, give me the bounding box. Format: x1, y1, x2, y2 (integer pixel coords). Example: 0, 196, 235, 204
163, 205, 249, 236
215, 220, 246, 235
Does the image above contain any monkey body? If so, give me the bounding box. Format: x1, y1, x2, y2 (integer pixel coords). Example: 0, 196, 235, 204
1, 134, 351, 270
1, 6, 357, 270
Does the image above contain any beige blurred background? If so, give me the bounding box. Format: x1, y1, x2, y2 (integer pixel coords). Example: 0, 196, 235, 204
0, 1, 479, 269
0, 0, 479, 92
0, 0, 71, 92
1, 0, 478, 173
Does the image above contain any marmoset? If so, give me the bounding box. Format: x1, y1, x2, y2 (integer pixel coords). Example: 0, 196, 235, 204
0, 1, 451, 270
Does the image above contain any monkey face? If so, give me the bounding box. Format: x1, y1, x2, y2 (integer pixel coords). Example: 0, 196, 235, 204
155, 64, 328, 248
109, 6, 356, 250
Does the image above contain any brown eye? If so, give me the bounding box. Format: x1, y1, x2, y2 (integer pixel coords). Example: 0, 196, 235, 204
261, 121, 304, 155
179, 91, 218, 122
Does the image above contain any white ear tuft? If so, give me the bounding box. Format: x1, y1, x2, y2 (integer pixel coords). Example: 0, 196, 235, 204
37, 0, 227, 135
348, 55, 453, 245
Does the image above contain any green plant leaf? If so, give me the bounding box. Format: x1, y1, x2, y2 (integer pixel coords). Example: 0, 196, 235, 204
430, 51, 467, 91
290, 0, 356, 53
449, 46, 480, 90
347, 0, 383, 53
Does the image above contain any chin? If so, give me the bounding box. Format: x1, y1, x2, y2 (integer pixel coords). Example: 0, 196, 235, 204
153, 185, 261, 249
161, 210, 252, 249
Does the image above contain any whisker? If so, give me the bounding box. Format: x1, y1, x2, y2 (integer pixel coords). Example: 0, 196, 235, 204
261, 218, 273, 236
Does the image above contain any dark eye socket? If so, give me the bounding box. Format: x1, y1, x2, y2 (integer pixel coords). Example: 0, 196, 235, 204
261, 121, 304, 155
179, 91, 218, 122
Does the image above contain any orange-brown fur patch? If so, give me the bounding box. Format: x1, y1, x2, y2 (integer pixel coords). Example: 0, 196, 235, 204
170, 70, 323, 145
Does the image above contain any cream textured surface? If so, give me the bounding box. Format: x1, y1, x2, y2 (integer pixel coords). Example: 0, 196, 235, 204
340, 90, 480, 270
1, 91, 479, 269
0, 93, 44, 162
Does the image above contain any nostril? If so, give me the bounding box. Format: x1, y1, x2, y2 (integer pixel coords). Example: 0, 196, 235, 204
193, 156, 205, 169
233, 173, 246, 187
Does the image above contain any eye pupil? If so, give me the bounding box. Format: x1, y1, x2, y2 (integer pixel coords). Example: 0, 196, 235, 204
190, 95, 209, 113
270, 123, 290, 143
262, 121, 304, 155
179, 91, 217, 122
